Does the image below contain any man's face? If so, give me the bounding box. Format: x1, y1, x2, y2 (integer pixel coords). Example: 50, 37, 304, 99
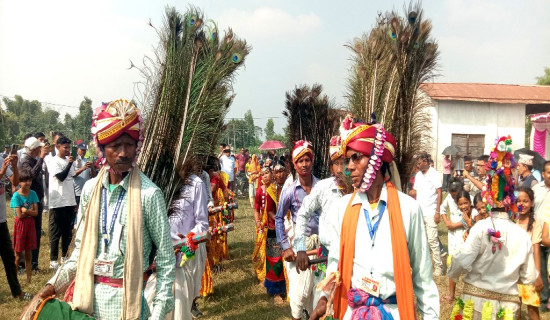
517, 163, 527, 176
476, 160, 486, 176
4, 147, 9, 153
345, 149, 368, 187
294, 155, 313, 176
464, 160, 473, 172
104, 134, 137, 173
543, 164, 550, 187
417, 158, 429, 171
57, 143, 71, 157
53, 134, 61, 145
240, 148, 244, 154
330, 157, 345, 177
37, 136, 45, 143
77, 148, 87, 157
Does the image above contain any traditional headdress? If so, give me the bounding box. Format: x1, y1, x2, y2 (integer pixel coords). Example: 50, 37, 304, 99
91, 99, 145, 164
292, 140, 314, 164
340, 114, 396, 192
329, 136, 343, 161
481, 136, 517, 253
518, 154, 534, 166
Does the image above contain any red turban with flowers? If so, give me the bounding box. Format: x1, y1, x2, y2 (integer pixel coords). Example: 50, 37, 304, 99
342, 123, 396, 163
92, 99, 141, 145
292, 140, 314, 163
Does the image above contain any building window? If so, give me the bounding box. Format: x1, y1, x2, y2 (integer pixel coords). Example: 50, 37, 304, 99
451, 134, 485, 158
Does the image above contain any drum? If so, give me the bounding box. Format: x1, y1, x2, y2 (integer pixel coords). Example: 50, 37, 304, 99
20, 296, 95, 320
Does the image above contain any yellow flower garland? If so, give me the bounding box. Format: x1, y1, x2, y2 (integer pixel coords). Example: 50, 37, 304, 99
481, 301, 493, 320
463, 300, 475, 320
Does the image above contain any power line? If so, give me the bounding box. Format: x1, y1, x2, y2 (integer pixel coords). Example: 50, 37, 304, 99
0, 94, 81, 110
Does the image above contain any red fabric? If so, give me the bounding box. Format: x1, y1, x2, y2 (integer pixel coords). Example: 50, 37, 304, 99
95, 109, 140, 145
254, 186, 276, 229
13, 217, 36, 252
533, 128, 547, 158
345, 124, 396, 163
292, 140, 314, 162
234, 154, 248, 172
210, 175, 226, 199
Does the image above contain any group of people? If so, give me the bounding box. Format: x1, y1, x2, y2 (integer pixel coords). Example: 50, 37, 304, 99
407, 139, 550, 319
1, 99, 547, 320
0, 131, 95, 301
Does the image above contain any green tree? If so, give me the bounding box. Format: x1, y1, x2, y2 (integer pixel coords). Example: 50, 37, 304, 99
265, 118, 275, 140
536, 67, 550, 85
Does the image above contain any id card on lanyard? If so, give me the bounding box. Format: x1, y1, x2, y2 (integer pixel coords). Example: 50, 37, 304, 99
361, 200, 386, 297
94, 187, 126, 277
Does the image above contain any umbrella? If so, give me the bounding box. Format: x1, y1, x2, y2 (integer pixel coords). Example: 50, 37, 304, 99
258, 140, 286, 151
513, 148, 545, 172
442, 145, 461, 156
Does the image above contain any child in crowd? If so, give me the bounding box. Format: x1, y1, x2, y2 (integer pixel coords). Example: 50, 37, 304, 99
516, 186, 543, 320
473, 192, 489, 223
10, 169, 39, 284
442, 187, 475, 302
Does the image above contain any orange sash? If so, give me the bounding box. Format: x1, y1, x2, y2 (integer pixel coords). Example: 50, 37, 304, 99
333, 181, 415, 320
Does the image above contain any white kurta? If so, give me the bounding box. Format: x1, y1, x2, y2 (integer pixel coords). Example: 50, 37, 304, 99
448, 212, 537, 294
325, 186, 440, 320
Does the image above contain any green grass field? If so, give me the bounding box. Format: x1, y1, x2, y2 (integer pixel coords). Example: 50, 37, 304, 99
0, 199, 548, 319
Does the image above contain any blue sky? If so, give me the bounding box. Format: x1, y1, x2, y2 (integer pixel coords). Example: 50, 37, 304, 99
1, 0, 549, 135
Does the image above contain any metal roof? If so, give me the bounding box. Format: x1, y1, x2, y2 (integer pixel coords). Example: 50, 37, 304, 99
420, 83, 550, 104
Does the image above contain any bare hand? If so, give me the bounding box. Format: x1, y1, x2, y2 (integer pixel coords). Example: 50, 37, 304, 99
283, 249, 296, 262
68, 156, 74, 163
309, 297, 328, 320
40, 146, 48, 158
296, 251, 309, 273
38, 284, 55, 299
173, 233, 184, 255
0, 156, 11, 175
9, 155, 18, 167
536, 275, 544, 292
434, 213, 441, 224
84, 162, 93, 169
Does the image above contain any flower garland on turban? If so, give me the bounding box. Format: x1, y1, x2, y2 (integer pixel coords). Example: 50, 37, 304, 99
90, 99, 145, 165
340, 114, 396, 193
481, 135, 517, 254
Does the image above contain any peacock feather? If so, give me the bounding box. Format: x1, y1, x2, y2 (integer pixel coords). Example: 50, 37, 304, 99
345, 1, 439, 189
134, 6, 251, 205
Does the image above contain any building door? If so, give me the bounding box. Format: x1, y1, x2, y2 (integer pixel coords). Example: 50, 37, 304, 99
451, 134, 485, 158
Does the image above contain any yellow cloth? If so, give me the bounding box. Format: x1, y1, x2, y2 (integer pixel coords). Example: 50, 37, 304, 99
252, 184, 278, 282
72, 167, 143, 319
518, 283, 541, 307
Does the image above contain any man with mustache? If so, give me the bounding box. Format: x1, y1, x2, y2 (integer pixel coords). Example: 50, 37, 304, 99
275, 140, 319, 320
38, 99, 175, 320
319, 118, 439, 320
294, 134, 350, 317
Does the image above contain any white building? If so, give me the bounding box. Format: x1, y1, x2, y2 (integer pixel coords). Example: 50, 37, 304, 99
420, 83, 550, 170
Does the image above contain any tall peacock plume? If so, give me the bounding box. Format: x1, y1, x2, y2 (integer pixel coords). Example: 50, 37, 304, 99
282, 84, 342, 179
346, 1, 438, 188
134, 6, 251, 205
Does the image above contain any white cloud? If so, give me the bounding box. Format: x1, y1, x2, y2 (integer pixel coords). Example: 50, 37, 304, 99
218, 7, 322, 40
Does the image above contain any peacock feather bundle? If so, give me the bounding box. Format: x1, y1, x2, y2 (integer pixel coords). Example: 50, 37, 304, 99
134, 6, 251, 205
345, 1, 439, 189
282, 84, 342, 179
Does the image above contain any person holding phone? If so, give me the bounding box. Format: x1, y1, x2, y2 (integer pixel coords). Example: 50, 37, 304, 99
73, 142, 96, 207
47, 136, 76, 270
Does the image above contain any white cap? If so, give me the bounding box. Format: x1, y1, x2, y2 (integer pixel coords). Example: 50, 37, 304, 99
24, 137, 44, 150
518, 154, 534, 166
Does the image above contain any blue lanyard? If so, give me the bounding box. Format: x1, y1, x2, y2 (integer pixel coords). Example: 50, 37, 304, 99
102, 187, 126, 254
363, 201, 387, 240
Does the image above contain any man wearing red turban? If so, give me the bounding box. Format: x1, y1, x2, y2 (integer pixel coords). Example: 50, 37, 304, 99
275, 140, 320, 320
38, 99, 175, 320
313, 116, 439, 320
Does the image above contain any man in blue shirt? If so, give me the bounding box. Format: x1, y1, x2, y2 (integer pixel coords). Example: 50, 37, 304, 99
275, 140, 319, 320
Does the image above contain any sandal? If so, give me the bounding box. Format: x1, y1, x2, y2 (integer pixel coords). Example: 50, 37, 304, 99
19, 292, 33, 301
